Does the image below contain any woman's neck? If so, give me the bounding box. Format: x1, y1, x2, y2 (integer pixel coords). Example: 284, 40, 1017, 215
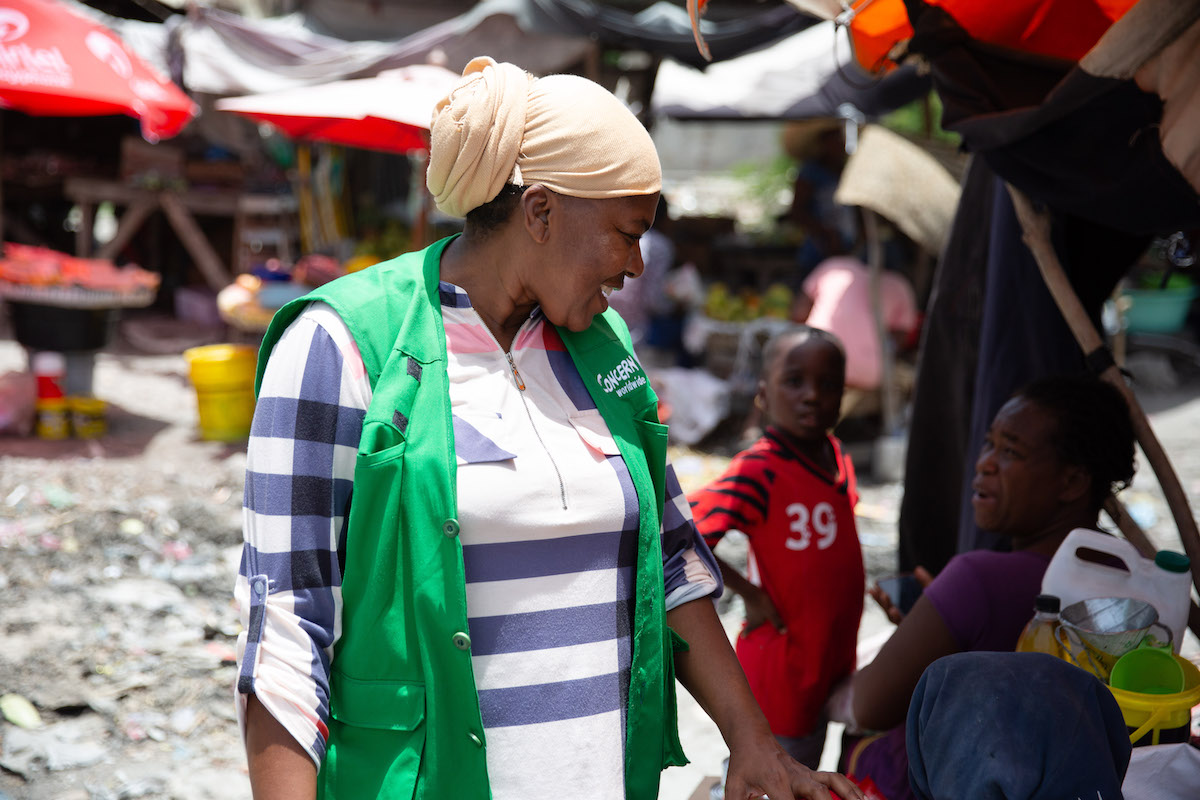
1013, 511, 1099, 558
439, 235, 535, 351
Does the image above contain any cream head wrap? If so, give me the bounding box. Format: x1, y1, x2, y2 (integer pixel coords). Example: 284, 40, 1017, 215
427, 56, 662, 218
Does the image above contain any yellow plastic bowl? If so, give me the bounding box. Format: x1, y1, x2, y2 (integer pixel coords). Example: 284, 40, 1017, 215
1108, 654, 1200, 745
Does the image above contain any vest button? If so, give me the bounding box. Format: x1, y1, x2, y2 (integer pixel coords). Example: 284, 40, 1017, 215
442, 518, 460, 537
452, 632, 471, 651
468, 731, 483, 748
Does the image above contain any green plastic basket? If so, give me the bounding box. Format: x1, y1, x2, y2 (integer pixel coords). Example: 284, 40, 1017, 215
1121, 287, 1197, 334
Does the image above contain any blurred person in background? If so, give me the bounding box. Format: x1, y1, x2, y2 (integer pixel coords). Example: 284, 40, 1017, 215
790, 253, 919, 419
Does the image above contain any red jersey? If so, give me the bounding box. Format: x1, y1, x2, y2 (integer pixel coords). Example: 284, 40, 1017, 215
689, 427, 865, 736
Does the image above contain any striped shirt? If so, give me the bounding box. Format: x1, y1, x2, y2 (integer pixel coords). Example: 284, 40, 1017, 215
235, 287, 720, 799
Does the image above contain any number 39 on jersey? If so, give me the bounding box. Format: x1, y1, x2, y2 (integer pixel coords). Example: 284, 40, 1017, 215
785, 501, 837, 551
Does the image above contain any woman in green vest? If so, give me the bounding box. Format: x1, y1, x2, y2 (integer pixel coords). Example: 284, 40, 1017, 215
237, 56, 864, 800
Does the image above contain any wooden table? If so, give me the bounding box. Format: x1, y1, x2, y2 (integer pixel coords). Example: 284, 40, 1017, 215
63, 178, 297, 292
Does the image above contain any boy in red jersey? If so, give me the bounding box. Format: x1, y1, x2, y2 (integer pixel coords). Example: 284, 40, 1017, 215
689, 325, 865, 769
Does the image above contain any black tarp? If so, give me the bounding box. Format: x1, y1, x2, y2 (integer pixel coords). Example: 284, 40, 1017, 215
896, 0, 1198, 567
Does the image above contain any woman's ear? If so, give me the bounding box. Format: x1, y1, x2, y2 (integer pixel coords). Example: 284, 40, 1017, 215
1058, 464, 1092, 506
521, 185, 552, 243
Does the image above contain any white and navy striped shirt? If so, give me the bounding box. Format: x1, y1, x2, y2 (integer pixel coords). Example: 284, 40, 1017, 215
235, 286, 721, 799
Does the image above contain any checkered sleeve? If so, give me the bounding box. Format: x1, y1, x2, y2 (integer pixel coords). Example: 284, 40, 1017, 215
233, 302, 370, 768
661, 460, 723, 610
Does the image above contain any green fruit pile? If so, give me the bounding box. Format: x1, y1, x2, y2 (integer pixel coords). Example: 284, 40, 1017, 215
704, 282, 793, 322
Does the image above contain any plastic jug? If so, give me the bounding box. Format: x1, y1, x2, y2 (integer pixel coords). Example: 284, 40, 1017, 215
1042, 528, 1191, 653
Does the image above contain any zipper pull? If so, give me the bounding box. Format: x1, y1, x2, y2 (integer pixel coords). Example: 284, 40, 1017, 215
505, 352, 526, 391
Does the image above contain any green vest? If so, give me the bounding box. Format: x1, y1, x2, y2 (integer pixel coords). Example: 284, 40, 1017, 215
256, 236, 688, 800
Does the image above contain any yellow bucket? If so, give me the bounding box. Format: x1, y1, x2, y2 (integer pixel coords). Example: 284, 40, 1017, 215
35, 397, 70, 440
1108, 654, 1200, 745
67, 395, 107, 439
183, 344, 258, 442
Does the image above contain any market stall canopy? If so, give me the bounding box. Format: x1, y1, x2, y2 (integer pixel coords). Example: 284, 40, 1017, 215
75, 0, 816, 101
0, 0, 196, 141
471, 0, 815, 70
898, 0, 1200, 234
833, 124, 961, 254
214, 64, 459, 154
778, 0, 1139, 74
651, 20, 929, 120
696, 0, 1200, 234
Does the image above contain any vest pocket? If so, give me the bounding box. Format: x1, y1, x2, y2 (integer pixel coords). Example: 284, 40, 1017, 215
358, 419, 409, 466
330, 673, 425, 730
324, 674, 426, 800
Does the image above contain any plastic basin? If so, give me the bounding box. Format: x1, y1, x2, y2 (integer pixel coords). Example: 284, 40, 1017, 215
1121, 287, 1197, 334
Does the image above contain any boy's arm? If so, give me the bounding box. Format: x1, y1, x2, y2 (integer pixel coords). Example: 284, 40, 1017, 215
713, 553, 786, 634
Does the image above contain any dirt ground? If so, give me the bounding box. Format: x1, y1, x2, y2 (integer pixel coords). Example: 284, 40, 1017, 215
2, 311, 1199, 800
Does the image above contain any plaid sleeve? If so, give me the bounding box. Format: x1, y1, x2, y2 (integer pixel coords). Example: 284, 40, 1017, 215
661, 461, 723, 610
234, 302, 370, 768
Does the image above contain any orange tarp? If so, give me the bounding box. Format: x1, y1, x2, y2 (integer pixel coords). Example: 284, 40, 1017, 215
847, 0, 1139, 72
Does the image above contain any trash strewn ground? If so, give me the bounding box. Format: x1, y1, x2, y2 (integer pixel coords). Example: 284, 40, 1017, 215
2, 324, 1198, 800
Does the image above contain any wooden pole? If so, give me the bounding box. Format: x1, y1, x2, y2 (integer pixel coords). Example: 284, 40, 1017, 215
160, 191, 233, 292
412, 149, 430, 250
864, 209, 899, 436
1005, 182, 1200, 604
96, 198, 157, 261
1104, 496, 1200, 642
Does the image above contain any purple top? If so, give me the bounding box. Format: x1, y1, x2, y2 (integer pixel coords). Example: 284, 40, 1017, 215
924, 549, 1054, 652
848, 549, 1054, 798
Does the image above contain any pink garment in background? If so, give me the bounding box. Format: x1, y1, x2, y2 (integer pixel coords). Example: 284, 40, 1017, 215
802, 257, 917, 390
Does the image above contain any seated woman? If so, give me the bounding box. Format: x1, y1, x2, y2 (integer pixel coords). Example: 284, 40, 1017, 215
832, 372, 1137, 799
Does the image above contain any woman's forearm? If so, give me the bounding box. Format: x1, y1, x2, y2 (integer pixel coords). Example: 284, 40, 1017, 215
245, 694, 317, 800
666, 598, 773, 748
850, 595, 960, 731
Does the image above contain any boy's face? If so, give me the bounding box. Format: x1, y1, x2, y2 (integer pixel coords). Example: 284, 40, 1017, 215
759, 337, 844, 441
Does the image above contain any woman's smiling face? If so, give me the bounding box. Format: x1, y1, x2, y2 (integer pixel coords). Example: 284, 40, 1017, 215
530, 191, 658, 332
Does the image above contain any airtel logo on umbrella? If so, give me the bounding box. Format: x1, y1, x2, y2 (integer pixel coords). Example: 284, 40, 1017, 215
85, 30, 131, 78
0, 9, 30, 43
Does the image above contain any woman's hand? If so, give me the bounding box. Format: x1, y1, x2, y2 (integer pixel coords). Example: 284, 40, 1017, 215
667, 599, 866, 800
868, 566, 933, 625
724, 731, 865, 800
743, 584, 786, 634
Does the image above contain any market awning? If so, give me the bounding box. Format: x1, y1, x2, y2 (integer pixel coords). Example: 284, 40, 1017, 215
651, 20, 929, 120
74, 0, 818, 100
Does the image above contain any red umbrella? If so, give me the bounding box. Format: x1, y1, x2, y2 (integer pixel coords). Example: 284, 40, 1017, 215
214, 65, 460, 155
216, 64, 460, 249
0, 0, 197, 141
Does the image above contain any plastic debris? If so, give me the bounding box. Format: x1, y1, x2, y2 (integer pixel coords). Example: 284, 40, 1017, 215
0, 693, 42, 729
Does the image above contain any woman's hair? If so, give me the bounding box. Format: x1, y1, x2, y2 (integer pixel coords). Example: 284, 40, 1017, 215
760, 324, 846, 380
1015, 373, 1136, 511
464, 183, 527, 235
